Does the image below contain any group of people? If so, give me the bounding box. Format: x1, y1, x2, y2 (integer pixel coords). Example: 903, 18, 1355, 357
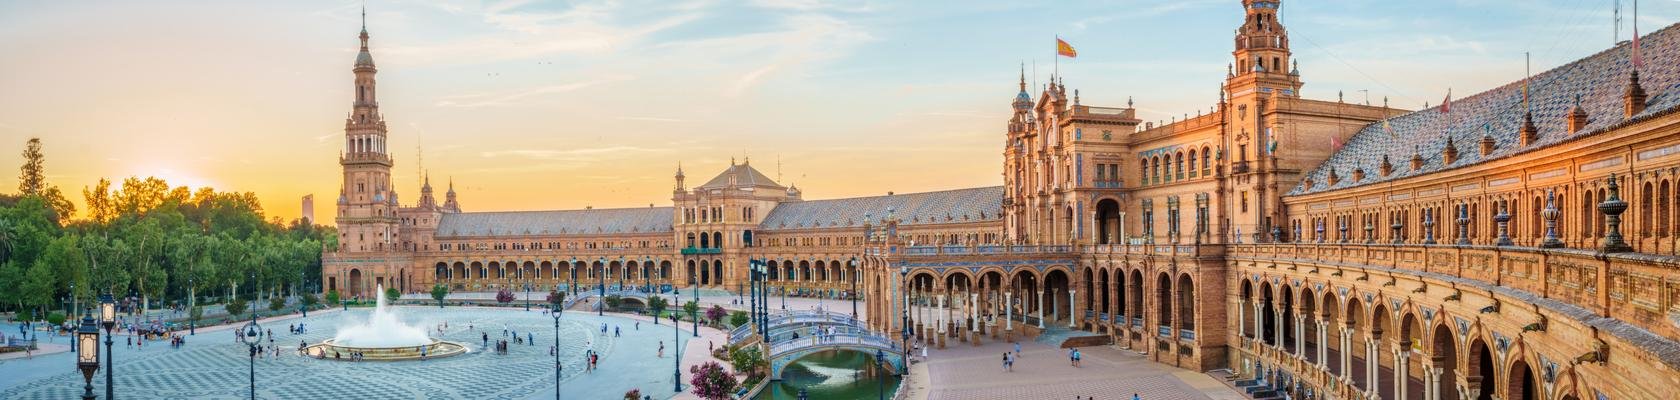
999, 343, 1083, 371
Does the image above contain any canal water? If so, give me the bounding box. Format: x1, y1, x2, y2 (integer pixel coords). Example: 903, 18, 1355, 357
756, 350, 902, 399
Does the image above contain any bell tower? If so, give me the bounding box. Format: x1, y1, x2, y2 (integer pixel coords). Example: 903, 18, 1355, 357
336, 9, 400, 253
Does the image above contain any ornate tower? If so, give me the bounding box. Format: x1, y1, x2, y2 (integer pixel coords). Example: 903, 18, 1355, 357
1002, 69, 1034, 244
336, 11, 400, 253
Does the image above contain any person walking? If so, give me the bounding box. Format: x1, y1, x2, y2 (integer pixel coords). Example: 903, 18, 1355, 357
1132, 394, 1140, 400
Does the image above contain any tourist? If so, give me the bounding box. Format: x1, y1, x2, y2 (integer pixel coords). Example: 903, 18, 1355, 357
528, 332, 533, 345
921, 343, 928, 361
658, 341, 664, 358
482, 332, 489, 348
1070, 348, 1081, 367
1132, 394, 1140, 400
1001, 352, 1009, 371
1013, 341, 1021, 357
614, 326, 620, 337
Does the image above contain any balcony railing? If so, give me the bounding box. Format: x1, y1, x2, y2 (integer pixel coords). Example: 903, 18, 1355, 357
680, 247, 723, 255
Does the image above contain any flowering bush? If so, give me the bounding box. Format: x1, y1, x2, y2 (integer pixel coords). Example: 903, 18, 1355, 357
688, 361, 737, 400
623, 388, 641, 400
495, 288, 515, 305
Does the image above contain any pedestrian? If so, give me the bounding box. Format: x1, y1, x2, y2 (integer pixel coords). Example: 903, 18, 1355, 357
528, 332, 533, 345
1132, 394, 1140, 400
658, 341, 665, 358
921, 343, 928, 361
1013, 341, 1021, 357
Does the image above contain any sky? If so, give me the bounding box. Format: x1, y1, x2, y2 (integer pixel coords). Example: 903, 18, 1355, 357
1, 0, 1676, 224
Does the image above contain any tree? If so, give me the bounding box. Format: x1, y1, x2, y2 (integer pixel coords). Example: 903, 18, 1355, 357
18, 138, 75, 222
18, 138, 44, 196
683, 301, 700, 321
646, 295, 668, 324
604, 295, 623, 311
21, 260, 55, 314
729, 345, 766, 384
384, 287, 400, 303
688, 361, 738, 400
325, 290, 341, 308
546, 290, 566, 310
729, 310, 748, 327
300, 292, 318, 309
431, 284, 449, 308
45, 311, 66, 327
268, 295, 285, 312
495, 288, 514, 305
226, 297, 248, 319
189, 305, 203, 324
706, 305, 727, 326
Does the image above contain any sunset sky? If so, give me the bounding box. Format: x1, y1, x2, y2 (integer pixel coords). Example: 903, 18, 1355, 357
2, 0, 1675, 224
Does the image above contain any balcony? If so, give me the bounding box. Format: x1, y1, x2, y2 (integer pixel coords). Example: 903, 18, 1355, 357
680, 247, 723, 255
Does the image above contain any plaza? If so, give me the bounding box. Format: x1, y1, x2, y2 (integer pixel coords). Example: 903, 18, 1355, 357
0, 306, 710, 399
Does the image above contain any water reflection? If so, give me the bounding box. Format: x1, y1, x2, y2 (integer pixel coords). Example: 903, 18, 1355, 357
757, 350, 901, 400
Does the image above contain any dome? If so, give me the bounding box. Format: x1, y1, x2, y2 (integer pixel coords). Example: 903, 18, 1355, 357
356, 50, 375, 67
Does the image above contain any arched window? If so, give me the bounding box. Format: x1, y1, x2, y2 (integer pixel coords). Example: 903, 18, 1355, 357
1175, 152, 1185, 180
1201, 146, 1211, 174
1187, 150, 1198, 178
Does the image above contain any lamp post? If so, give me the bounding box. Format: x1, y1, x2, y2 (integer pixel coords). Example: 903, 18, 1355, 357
99, 293, 115, 400
691, 268, 699, 338
749, 260, 759, 337
76, 311, 100, 400
550, 291, 564, 400
597, 258, 606, 316
899, 266, 910, 375
848, 258, 858, 319
617, 256, 626, 292
524, 281, 531, 311
237, 311, 262, 400
643, 256, 653, 294
671, 287, 683, 393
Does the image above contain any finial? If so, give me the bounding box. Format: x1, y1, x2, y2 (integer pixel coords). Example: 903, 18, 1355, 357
730, 157, 736, 166
1383, 96, 1389, 108
361, 3, 366, 32
1019, 63, 1026, 91
1127, 96, 1133, 108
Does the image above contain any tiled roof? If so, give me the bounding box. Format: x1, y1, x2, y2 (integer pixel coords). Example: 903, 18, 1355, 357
698, 163, 783, 190
760, 187, 1004, 230
1289, 23, 1680, 196
435, 207, 673, 237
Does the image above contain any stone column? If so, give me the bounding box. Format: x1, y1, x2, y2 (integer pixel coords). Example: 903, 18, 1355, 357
1273, 304, 1284, 348
971, 292, 981, 345
1004, 291, 1014, 341
1317, 319, 1329, 368
1427, 366, 1443, 400
1365, 336, 1379, 397
1069, 289, 1079, 328
1341, 326, 1354, 382
1237, 302, 1247, 338
1395, 348, 1410, 400
1294, 314, 1306, 357
937, 294, 947, 349
1253, 303, 1264, 346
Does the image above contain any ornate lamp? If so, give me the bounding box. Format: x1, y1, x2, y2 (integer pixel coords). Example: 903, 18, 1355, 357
76, 313, 99, 400
98, 293, 115, 400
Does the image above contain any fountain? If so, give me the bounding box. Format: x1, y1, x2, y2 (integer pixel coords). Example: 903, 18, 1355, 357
303, 284, 468, 361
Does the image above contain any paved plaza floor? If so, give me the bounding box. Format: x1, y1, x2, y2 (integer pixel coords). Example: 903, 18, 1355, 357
905, 338, 1245, 400
0, 306, 705, 399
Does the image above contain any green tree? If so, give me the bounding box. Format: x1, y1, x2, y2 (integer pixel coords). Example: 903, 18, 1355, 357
729, 345, 765, 376
729, 310, 748, 327
604, 295, 623, 311
325, 290, 340, 307
384, 287, 400, 303
646, 295, 668, 324
17, 138, 44, 196
300, 292, 318, 309
683, 300, 699, 321
268, 295, 285, 312
45, 311, 66, 327
226, 297, 248, 318
431, 284, 449, 308
189, 305, 203, 324
21, 260, 56, 314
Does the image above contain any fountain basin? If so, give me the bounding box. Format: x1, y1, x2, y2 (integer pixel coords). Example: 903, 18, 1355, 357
303, 338, 469, 361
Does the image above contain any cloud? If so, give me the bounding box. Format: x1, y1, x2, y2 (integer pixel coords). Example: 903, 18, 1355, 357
378, 1, 705, 66
659, 13, 874, 97
433, 74, 634, 108
480, 145, 677, 161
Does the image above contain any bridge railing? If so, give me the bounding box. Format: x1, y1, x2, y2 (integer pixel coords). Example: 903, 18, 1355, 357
768, 332, 901, 357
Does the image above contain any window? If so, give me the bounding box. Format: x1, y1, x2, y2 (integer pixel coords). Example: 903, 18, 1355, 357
1241, 191, 1250, 213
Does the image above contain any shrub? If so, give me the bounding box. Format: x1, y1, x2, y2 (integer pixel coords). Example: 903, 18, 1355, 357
384, 287, 401, 303
431, 284, 450, 308
706, 305, 727, 326
623, 389, 641, 400
495, 288, 515, 305
729, 310, 749, 327
324, 290, 340, 306
45, 311, 66, 327
226, 298, 248, 318
688, 361, 738, 400
268, 296, 285, 312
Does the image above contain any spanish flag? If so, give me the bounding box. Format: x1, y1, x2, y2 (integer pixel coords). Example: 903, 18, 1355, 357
1057, 37, 1077, 58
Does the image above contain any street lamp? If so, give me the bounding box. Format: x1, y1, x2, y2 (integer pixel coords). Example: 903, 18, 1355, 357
550, 290, 565, 400
749, 259, 759, 337
899, 266, 910, 375
237, 312, 262, 400
690, 269, 699, 338
76, 311, 99, 400
597, 257, 606, 316
99, 293, 115, 400
524, 281, 531, 311
188, 276, 197, 335
849, 258, 859, 319
671, 287, 683, 393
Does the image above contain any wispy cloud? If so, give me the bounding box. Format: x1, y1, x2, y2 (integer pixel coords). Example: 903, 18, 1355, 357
616, 116, 688, 122
480, 145, 677, 160
434, 74, 634, 108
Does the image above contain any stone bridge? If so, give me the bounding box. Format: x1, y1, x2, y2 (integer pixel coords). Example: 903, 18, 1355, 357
766, 333, 905, 380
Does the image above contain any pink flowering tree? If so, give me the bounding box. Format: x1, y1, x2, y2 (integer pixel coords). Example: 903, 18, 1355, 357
688, 361, 737, 400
